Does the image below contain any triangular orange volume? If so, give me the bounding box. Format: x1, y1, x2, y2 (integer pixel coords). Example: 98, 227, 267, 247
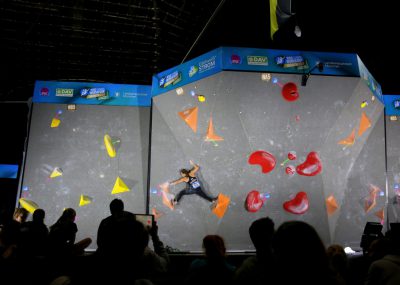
162, 191, 175, 210
178, 107, 198, 133
375, 208, 384, 221
338, 128, 356, 145
364, 184, 379, 213
358, 111, 371, 137
326, 195, 339, 215
212, 193, 230, 218
152, 208, 164, 221
205, 117, 224, 141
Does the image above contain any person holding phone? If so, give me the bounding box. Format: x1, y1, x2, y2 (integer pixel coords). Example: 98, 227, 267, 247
169, 160, 218, 207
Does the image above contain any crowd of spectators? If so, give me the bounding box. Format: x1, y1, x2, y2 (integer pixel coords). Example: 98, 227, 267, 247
0, 199, 399, 285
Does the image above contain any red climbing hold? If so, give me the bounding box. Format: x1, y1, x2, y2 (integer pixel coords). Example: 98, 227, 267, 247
245, 190, 264, 213
248, 150, 276, 174
282, 82, 299, 102
283, 191, 309, 214
296, 151, 322, 176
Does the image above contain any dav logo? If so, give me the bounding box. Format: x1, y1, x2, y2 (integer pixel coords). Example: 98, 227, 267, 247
231, 54, 241, 64
247, 56, 268, 66
394, 100, 400, 109
40, 87, 49, 96
56, 88, 74, 97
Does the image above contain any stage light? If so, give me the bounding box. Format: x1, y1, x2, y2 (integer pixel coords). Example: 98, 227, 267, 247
301, 62, 324, 86
67, 104, 76, 111
176, 87, 184, 95
261, 73, 271, 81
294, 25, 301, 37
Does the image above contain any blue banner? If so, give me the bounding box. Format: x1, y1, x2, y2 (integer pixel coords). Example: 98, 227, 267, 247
33, 81, 152, 106
221, 47, 361, 76
0, 164, 19, 179
152, 46, 382, 98
357, 57, 383, 103
384, 95, 400, 116
151, 48, 223, 96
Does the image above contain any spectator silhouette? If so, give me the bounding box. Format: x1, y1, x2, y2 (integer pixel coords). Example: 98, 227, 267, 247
18, 208, 49, 257
0, 207, 29, 259
327, 244, 348, 285
273, 221, 338, 285
365, 227, 400, 285
94, 218, 168, 284
94, 199, 169, 284
13, 208, 29, 224
234, 216, 275, 285
185, 235, 235, 285
96, 198, 135, 256
48, 208, 91, 258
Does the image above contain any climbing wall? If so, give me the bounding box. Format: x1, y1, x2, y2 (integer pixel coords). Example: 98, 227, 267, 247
21, 104, 150, 250
149, 71, 386, 252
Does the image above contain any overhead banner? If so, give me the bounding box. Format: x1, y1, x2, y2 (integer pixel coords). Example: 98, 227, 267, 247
152, 46, 382, 102
33, 81, 152, 106
151, 48, 223, 96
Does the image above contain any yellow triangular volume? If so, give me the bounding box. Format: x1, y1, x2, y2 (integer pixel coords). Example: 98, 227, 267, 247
79, 195, 92, 207
50, 167, 63, 178
51, 118, 61, 128
19, 198, 39, 214
111, 176, 130, 194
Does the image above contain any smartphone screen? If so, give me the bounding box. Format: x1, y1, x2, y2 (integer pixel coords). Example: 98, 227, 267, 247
135, 214, 154, 229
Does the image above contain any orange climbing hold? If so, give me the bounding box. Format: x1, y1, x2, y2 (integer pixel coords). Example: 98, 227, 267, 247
212, 193, 230, 218
375, 208, 384, 221
152, 208, 164, 221
205, 116, 224, 142
358, 111, 371, 137
326, 195, 339, 215
338, 128, 356, 146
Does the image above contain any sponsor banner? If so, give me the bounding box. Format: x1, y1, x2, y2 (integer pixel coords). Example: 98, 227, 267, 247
357, 56, 383, 103
0, 164, 19, 179
152, 47, 381, 100
33, 81, 152, 106
221, 47, 360, 76
152, 48, 223, 96
384, 95, 400, 116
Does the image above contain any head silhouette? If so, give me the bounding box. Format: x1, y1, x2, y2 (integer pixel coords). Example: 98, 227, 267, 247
110, 198, 124, 216
60, 208, 76, 222
249, 216, 275, 251
274, 221, 329, 283
203, 235, 226, 261
32, 208, 45, 223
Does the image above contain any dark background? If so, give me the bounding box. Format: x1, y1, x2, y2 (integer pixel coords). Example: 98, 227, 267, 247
0, 0, 397, 221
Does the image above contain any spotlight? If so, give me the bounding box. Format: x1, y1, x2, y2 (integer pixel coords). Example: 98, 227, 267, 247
301, 62, 324, 86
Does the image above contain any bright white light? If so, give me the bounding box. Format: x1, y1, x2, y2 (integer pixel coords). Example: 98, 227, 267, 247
261, 73, 271, 81
294, 25, 302, 37
176, 88, 183, 95
344, 247, 356, 254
